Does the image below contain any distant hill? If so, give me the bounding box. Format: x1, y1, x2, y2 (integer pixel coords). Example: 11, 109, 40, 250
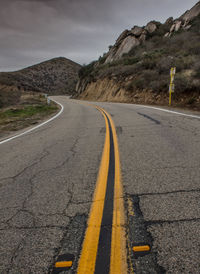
77, 1, 200, 110
0, 57, 81, 107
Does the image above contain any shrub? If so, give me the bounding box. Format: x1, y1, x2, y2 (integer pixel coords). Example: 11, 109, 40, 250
174, 74, 193, 93
194, 69, 200, 78
187, 97, 196, 104
189, 43, 200, 55
78, 61, 96, 78
151, 76, 169, 92
143, 69, 159, 81
190, 14, 200, 33
98, 55, 107, 65
157, 56, 174, 74
122, 57, 140, 66
125, 81, 135, 91
141, 58, 157, 69
134, 77, 146, 89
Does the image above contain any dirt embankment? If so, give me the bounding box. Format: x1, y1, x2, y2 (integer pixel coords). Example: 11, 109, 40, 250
78, 78, 200, 110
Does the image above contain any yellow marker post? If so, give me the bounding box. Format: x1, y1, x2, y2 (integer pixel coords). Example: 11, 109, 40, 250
169, 67, 176, 106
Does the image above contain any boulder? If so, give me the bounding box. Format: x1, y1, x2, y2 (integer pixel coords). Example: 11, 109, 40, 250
184, 25, 192, 30
174, 20, 182, 31
116, 30, 130, 45
170, 24, 176, 32
145, 22, 157, 33
165, 17, 174, 25
164, 32, 171, 38
169, 20, 182, 34
114, 36, 140, 60
131, 26, 143, 37
139, 33, 147, 42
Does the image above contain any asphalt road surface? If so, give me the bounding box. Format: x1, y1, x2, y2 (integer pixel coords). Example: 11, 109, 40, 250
0, 96, 200, 274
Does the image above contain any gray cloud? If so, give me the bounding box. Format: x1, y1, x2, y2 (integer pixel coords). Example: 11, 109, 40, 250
0, 0, 198, 71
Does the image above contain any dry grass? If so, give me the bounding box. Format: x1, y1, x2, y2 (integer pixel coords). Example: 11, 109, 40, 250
0, 92, 59, 139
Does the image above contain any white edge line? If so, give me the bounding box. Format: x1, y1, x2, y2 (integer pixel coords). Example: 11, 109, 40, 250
0, 98, 64, 145
133, 104, 200, 120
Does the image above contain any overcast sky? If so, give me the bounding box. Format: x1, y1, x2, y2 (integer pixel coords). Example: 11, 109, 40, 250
0, 0, 198, 71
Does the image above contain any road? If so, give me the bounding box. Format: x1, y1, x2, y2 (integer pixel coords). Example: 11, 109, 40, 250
0, 96, 200, 274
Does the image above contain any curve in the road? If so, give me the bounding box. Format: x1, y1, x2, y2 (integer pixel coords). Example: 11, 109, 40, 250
1, 99, 199, 146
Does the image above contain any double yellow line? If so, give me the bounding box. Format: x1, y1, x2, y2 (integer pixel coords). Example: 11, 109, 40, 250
77, 106, 127, 274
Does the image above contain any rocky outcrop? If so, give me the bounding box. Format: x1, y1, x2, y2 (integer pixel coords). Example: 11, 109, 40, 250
164, 1, 200, 37
165, 19, 189, 37
105, 22, 157, 63
104, 1, 200, 64
76, 78, 89, 94
131, 26, 143, 36
145, 22, 157, 33
116, 29, 130, 44
113, 36, 140, 60
180, 1, 200, 22
165, 17, 174, 25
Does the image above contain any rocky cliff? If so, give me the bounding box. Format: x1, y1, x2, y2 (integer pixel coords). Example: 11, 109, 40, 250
76, 1, 200, 110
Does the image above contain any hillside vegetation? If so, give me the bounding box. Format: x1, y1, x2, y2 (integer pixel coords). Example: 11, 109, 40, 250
77, 2, 200, 109
0, 57, 80, 137
0, 57, 81, 108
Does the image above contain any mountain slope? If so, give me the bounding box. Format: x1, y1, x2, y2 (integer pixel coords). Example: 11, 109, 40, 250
0, 57, 81, 101
77, 1, 200, 110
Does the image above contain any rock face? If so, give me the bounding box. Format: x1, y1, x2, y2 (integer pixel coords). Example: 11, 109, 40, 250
116, 29, 130, 44
105, 23, 157, 63
113, 36, 140, 60
76, 78, 89, 94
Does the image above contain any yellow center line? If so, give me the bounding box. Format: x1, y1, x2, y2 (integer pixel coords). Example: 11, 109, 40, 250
77, 109, 110, 274
77, 104, 128, 273
106, 110, 127, 274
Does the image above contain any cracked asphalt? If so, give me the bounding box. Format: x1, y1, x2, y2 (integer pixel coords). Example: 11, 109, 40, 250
0, 96, 200, 273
